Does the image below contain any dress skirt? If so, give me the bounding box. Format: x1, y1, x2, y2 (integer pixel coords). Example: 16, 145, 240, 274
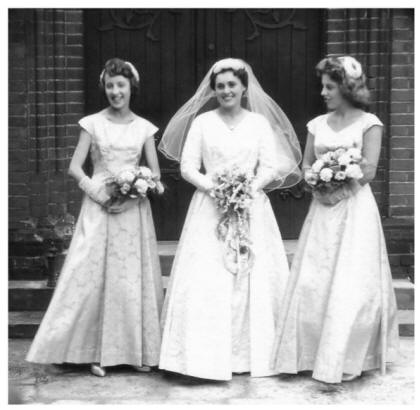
159, 190, 290, 380
26, 195, 164, 367
271, 184, 399, 383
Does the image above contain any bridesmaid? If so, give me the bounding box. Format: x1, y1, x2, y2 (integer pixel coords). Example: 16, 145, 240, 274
26, 58, 164, 377
271, 56, 399, 383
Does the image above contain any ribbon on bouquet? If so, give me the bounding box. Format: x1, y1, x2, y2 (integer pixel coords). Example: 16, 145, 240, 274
217, 213, 254, 277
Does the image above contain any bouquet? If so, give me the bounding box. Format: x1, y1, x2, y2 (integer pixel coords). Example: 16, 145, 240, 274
304, 146, 363, 195
106, 165, 159, 205
209, 167, 254, 276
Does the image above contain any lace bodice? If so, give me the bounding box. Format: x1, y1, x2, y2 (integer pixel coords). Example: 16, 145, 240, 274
79, 111, 158, 175
307, 112, 383, 158
180, 110, 280, 191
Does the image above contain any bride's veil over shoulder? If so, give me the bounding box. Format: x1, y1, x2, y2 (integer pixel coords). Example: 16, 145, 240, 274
158, 58, 302, 190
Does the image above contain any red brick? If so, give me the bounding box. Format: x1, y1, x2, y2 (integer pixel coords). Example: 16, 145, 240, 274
389, 195, 414, 207
391, 65, 414, 77
390, 102, 414, 114
391, 148, 414, 159
390, 159, 414, 171
390, 90, 414, 102
390, 137, 414, 148
389, 182, 414, 195
390, 113, 414, 126
390, 206, 414, 217
392, 28, 414, 40
391, 78, 414, 89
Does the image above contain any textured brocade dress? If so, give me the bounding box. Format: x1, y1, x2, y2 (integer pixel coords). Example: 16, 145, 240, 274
271, 112, 399, 383
26, 112, 164, 367
159, 110, 291, 381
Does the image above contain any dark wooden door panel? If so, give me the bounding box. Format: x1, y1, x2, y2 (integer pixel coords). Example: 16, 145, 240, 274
84, 9, 324, 240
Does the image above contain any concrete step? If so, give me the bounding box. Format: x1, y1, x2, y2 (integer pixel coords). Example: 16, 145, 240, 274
9, 240, 412, 280
9, 276, 414, 311
9, 309, 414, 339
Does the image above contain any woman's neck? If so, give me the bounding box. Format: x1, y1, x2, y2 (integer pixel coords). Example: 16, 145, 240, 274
333, 103, 361, 119
106, 106, 133, 120
217, 105, 244, 118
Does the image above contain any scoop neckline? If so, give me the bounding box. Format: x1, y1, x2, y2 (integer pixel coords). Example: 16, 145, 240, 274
101, 110, 137, 125
325, 112, 366, 133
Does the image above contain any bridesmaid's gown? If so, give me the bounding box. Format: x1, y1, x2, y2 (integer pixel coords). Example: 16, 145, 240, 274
26, 111, 164, 367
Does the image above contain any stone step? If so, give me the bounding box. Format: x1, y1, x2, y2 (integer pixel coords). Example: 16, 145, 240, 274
9, 240, 412, 280
9, 277, 414, 312
9, 309, 414, 339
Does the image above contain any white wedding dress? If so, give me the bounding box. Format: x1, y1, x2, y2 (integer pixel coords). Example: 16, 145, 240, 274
159, 110, 291, 380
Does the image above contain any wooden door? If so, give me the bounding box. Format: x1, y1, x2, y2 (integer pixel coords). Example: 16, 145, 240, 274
84, 9, 325, 239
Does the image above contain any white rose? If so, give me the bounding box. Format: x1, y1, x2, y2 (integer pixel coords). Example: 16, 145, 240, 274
321, 152, 335, 165
345, 164, 363, 180
134, 178, 149, 194
334, 171, 347, 181
333, 148, 346, 160
346, 147, 362, 162
338, 153, 352, 167
117, 170, 136, 184
138, 166, 153, 179
338, 56, 363, 79
311, 159, 325, 173
319, 168, 333, 182
304, 170, 319, 186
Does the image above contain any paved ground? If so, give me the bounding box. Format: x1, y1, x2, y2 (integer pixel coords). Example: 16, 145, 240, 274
8, 338, 415, 405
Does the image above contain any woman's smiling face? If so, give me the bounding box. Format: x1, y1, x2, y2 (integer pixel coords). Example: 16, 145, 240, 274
104, 73, 132, 110
214, 71, 246, 110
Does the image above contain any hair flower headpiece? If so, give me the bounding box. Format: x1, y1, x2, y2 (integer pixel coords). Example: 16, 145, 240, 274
338, 56, 363, 79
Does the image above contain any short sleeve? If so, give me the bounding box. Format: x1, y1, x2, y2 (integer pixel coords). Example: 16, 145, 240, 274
306, 116, 320, 135
78, 115, 95, 135
363, 113, 383, 134
143, 120, 159, 140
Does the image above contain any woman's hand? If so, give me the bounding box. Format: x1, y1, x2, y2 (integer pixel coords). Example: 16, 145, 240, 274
155, 180, 165, 195
106, 197, 141, 214
313, 185, 352, 206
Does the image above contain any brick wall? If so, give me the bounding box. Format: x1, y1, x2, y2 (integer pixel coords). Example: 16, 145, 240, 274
324, 8, 414, 220
325, 8, 414, 282
388, 10, 414, 218
9, 9, 85, 246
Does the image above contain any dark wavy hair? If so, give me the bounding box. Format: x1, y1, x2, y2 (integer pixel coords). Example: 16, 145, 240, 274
209, 67, 248, 90
99, 58, 140, 96
316, 57, 370, 110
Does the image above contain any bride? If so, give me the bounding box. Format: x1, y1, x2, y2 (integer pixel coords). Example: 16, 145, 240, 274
158, 58, 302, 380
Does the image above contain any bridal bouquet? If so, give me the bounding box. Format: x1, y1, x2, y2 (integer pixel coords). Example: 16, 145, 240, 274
106, 165, 158, 204
304, 146, 363, 194
209, 167, 254, 275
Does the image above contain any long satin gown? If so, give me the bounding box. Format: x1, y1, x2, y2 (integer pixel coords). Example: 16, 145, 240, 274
159, 110, 291, 380
271, 112, 399, 383
26, 111, 164, 367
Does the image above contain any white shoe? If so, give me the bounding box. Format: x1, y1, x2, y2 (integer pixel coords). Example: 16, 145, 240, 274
90, 363, 106, 377
132, 365, 151, 373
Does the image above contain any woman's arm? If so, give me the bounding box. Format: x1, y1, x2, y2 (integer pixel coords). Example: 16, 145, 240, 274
69, 129, 110, 205
302, 132, 316, 174
68, 129, 92, 182
180, 120, 213, 192
143, 135, 161, 181
358, 125, 383, 185
143, 135, 165, 194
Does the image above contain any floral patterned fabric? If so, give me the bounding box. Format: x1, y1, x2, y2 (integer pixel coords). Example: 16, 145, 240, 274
26, 112, 164, 367
159, 111, 291, 380
271, 112, 399, 383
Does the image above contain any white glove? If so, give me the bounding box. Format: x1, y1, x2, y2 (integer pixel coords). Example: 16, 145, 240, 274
79, 175, 110, 205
